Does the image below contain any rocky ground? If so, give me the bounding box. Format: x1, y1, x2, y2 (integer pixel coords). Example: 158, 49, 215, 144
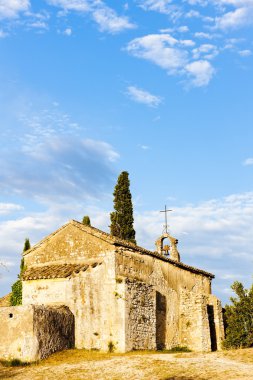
1, 348, 253, 380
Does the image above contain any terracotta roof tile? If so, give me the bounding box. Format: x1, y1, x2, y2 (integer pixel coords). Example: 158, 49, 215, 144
22, 219, 214, 279
22, 263, 94, 280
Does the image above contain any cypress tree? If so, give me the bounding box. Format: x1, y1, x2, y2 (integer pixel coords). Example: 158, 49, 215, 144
110, 171, 136, 244
10, 238, 30, 306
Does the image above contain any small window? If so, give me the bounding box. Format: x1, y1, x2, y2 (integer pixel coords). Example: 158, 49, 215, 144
9, 313, 13, 318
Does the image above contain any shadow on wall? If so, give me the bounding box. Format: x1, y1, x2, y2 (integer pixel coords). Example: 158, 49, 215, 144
156, 291, 167, 350
207, 305, 217, 352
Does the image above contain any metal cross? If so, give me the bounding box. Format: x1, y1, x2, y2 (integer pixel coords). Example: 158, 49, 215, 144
160, 205, 172, 234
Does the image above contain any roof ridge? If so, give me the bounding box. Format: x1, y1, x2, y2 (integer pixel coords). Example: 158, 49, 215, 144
22, 219, 214, 278
23, 221, 71, 256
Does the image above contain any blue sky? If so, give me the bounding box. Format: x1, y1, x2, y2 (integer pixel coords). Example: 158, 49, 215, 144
0, 0, 253, 303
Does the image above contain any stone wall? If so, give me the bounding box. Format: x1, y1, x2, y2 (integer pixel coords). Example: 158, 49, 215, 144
0, 305, 74, 362
116, 248, 217, 351
125, 279, 156, 351
23, 252, 127, 353
208, 294, 225, 350
179, 290, 211, 352
115, 248, 211, 297
33, 306, 75, 360
24, 221, 114, 267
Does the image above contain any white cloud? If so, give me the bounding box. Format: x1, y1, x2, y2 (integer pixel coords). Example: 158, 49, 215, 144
92, 5, 135, 33
185, 60, 215, 86
126, 34, 188, 72
63, 27, 72, 35
178, 25, 189, 32
127, 85, 162, 107
192, 44, 219, 60
138, 0, 176, 15
28, 20, 48, 29
46, 0, 90, 12
0, 28, 7, 37
126, 34, 215, 86
243, 157, 253, 166
186, 0, 208, 5
0, 203, 23, 215
47, 0, 135, 33
134, 191, 253, 303
214, 5, 253, 29
194, 32, 213, 39
185, 9, 201, 18
239, 49, 252, 56
0, 0, 30, 19
0, 104, 119, 203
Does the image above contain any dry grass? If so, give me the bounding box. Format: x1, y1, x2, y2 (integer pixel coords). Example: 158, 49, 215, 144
0, 348, 253, 380
217, 347, 253, 364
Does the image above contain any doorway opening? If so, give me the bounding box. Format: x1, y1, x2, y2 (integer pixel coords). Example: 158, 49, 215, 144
207, 304, 217, 351
156, 292, 167, 350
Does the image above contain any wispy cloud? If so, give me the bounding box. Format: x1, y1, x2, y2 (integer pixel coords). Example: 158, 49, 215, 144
0, 29, 8, 37
138, 0, 179, 16
238, 49, 252, 57
92, 4, 135, 33
126, 33, 216, 87
214, 4, 253, 30
134, 191, 253, 303
243, 157, 253, 166
63, 27, 72, 36
192, 44, 219, 60
126, 85, 162, 107
0, 203, 24, 215
0, 101, 119, 203
47, 0, 135, 33
0, 0, 30, 19
185, 60, 215, 86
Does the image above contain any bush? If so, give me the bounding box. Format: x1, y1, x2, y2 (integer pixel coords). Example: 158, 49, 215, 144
10, 280, 22, 306
10, 238, 30, 306
223, 281, 253, 349
82, 216, 91, 226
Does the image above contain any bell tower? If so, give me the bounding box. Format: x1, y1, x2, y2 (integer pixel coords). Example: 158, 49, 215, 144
155, 206, 180, 262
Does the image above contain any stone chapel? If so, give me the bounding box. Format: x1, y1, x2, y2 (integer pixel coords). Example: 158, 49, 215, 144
0, 219, 224, 362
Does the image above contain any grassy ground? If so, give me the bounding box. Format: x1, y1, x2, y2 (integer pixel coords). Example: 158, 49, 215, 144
0, 348, 253, 380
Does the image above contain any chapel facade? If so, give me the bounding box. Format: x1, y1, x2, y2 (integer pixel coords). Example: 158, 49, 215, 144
0, 220, 224, 361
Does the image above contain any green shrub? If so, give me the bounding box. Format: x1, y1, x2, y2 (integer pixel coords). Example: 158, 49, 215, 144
82, 216, 91, 226
10, 280, 22, 306
223, 281, 253, 349
0, 359, 30, 367
10, 238, 30, 306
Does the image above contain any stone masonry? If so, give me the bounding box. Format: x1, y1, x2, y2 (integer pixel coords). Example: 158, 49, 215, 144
0, 220, 224, 361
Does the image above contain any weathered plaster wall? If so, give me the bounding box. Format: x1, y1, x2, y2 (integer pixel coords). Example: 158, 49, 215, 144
21, 231, 223, 354
179, 290, 211, 351
0, 306, 37, 362
115, 248, 217, 351
33, 306, 74, 360
24, 222, 114, 267
23, 252, 126, 352
125, 279, 156, 351
208, 294, 225, 350
0, 305, 74, 362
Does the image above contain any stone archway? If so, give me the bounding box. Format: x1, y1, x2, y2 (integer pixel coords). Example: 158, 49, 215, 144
155, 233, 180, 262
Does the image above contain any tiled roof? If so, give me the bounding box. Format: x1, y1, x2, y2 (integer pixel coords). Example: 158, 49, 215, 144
22, 219, 214, 279
0, 293, 11, 307
22, 263, 100, 280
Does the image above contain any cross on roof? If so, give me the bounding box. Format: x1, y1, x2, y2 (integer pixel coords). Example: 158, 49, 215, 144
160, 205, 172, 234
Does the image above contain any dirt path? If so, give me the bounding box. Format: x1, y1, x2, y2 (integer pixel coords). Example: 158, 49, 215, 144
1, 351, 253, 380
